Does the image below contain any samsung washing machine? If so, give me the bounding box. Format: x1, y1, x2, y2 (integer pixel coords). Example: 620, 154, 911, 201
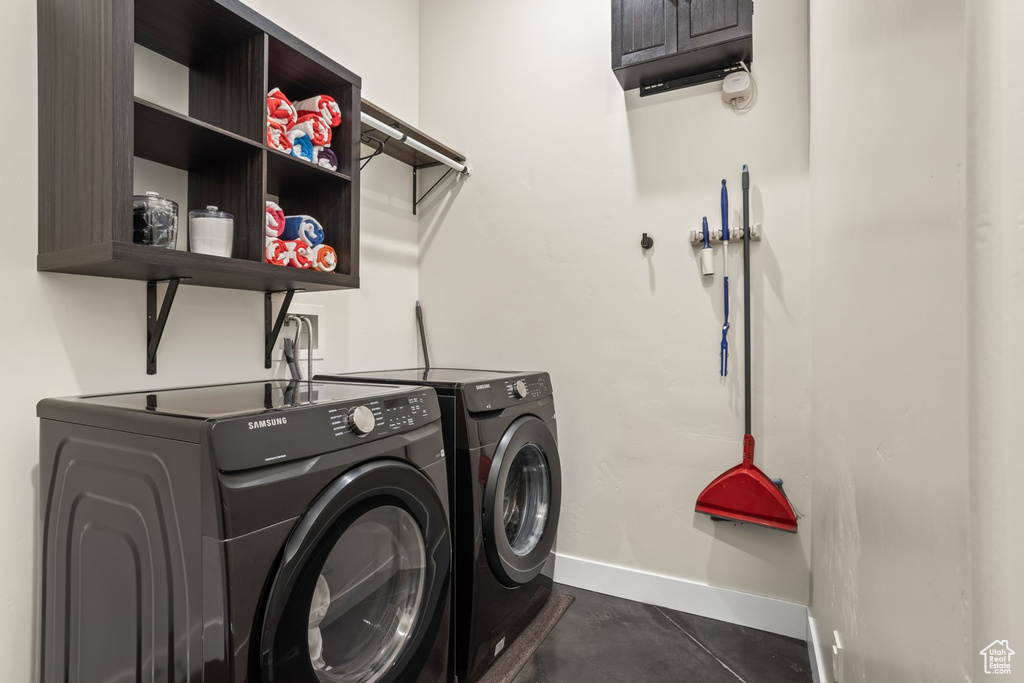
316, 369, 562, 683
38, 380, 452, 683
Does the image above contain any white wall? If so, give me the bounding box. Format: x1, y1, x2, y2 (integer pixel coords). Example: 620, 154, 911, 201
807, 1, 972, 680
0, 1, 422, 680
967, 1, 1024, 677
417, 0, 813, 604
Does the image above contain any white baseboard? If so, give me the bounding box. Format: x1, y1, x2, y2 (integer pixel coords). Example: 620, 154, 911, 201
552, 553, 808, 640
806, 613, 829, 683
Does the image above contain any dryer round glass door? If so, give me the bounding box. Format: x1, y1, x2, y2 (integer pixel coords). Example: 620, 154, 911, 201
307, 506, 426, 682
503, 444, 550, 557
484, 416, 562, 587
261, 460, 451, 683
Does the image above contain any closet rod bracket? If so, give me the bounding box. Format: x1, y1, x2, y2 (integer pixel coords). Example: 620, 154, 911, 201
147, 278, 188, 375
265, 290, 301, 369
413, 164, 452, 216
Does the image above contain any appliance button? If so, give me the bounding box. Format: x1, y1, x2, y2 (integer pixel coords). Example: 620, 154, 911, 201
349, 405, 376, 436
514, 380, 529, 399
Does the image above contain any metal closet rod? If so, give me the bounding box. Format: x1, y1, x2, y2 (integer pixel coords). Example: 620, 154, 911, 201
360, 113, 472, 176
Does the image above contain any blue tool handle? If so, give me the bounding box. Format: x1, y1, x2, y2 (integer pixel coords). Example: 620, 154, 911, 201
720, 331, 728, 376
723, 276, 730, 322
702, 217, 710, 248
721, 180, 729, 242
720, 276, 730, 376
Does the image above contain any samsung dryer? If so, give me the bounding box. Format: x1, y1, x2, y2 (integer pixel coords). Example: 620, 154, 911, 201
38, 380, 452, 683
316, 369, 562, 683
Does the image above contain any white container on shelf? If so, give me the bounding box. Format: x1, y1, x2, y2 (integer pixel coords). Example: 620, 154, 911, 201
188, 206, 234, 257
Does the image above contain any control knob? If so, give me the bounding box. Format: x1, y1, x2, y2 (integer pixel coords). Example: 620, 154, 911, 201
513, 380, 529, 399
349, 405, 376, 436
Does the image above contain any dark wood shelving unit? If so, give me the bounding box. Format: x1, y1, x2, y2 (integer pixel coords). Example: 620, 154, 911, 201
38, 0, 364, 371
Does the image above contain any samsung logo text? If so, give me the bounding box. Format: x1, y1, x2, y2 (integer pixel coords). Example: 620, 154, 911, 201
248, 417, 288, 430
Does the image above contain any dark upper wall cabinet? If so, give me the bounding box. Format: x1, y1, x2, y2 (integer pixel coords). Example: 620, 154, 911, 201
612, 0, 753, 91
613, 0, 677, 69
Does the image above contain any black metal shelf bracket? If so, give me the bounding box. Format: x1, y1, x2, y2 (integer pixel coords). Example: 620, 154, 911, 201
412, 165, 453, 216
265, 290, 298, 368
359, 132, 388, 170
147, 278, 186, 375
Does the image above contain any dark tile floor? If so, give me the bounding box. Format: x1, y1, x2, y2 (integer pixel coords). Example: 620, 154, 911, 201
512, 585, 812, 683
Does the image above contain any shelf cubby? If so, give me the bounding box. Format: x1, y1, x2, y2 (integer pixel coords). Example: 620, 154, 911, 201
267, 35, 359, 179
38, 0, 362, 294
134, 0, 266, 142
134, 98, 263, 169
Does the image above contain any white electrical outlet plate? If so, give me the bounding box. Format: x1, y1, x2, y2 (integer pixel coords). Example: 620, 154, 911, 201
273, 302, 327, 362
832, 631, 844, 683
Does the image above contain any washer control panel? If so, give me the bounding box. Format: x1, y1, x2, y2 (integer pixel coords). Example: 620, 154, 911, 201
211, 388, 439, 471
464, 373, 552, 413
327, 391, 435, 439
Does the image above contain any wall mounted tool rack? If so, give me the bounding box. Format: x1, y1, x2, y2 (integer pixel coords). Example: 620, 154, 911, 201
38, 0, 366, 374
689, 224, 763, 245
359, 100, 469, 215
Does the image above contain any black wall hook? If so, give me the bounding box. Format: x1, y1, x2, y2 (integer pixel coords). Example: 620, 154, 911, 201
641, 233, 654, 250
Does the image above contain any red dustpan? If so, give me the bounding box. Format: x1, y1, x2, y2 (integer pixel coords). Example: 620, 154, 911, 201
696, 435, 797, 532
695, 165, 797, 533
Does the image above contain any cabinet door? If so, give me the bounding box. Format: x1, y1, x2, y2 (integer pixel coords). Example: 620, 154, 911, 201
678, 0, 752, 54
612, 0, 678, 68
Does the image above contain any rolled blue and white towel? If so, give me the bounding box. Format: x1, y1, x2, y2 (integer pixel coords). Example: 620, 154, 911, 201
282, 215, 325, 247
287, 128, 315, 163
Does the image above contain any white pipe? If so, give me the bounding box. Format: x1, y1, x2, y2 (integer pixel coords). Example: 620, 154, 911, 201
361, 112, 472, 176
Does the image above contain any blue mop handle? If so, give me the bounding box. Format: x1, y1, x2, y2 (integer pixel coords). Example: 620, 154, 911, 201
721, 179, 729, 242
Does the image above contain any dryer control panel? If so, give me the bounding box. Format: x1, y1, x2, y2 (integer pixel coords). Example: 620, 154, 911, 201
463, 373, 552, 413
209, 388, 440, 471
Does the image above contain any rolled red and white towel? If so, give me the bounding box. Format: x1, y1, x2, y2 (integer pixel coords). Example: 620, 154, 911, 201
267, 88, 297, 126
313, 146, 338, 172
290, 241, 314, 269
294, 95, 342, 128
266, 201, 285, 238
266, 120, 292, 153
310, 244, 337, 272
289, 114, 332, 147
265, 237, 290, 266
266, 237, 316, 269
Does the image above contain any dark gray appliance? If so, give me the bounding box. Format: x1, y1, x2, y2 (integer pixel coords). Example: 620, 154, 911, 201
38, 380, 452, 683
315, 369, 561, 683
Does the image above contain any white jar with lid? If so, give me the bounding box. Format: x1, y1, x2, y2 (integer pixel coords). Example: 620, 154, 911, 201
188, 206, 234, 258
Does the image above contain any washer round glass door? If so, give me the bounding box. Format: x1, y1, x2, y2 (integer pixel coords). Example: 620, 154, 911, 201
261, 460, 451, 683
483, 416, 562, 587
307, 506, 426, 682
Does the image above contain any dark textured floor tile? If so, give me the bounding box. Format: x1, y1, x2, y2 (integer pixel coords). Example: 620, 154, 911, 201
656, 606, 812, 683
511, 585, 740, 683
